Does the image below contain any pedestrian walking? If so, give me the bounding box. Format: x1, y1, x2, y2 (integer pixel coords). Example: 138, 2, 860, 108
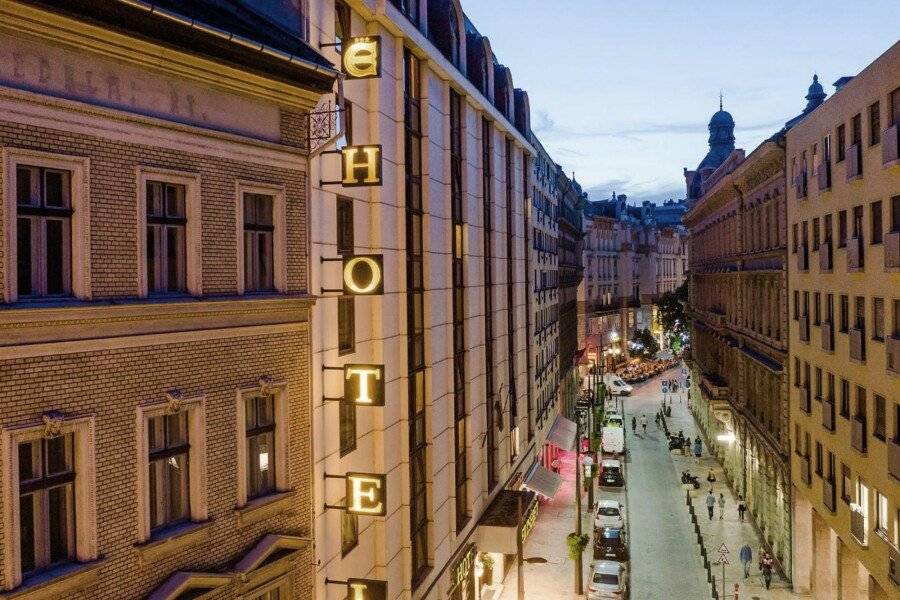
737, 496, 747, 521
631, 416, 637, 434
718, 493, 726, 519
739, 544, 753, 579
640, 415, 647, 435
706, 469, 717, 485
693, 437, 703, 463
760, 552, 774, 589
705, 490, 715, 520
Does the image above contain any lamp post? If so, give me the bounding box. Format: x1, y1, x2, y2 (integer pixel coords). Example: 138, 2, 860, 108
574, 415, 584, 595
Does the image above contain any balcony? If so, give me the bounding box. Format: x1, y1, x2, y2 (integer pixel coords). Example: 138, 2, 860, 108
847, 236, 863, 271
819, 241, 833, 272
851, 417, 867, 454
846, 143, 862, 181
797, 246, 809, 271
850, 327, 865, 362
886, 231, 900, 270
850, 506, 867, 546
823, 478, 836, 512
890, 439, 900, 482
883, 124, 900, 169
821, 321, 834, 352
799, 315, 810, 342
817, 162, 832, 190
822, 398, 835, 431
889, 336, 900, 375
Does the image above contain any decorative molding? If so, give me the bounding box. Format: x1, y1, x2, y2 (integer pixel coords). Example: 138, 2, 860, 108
40, 410, 65, 439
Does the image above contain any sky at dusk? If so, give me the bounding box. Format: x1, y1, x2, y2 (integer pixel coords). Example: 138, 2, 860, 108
464, 0, 900, 204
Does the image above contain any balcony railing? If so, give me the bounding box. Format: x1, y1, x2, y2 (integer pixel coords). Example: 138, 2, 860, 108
850, 327, 865, 362
822, 321, 834, 352
797, 246, 809, 271
851, 417, 867, 453
822, 398, 835, 431
817, 162, 832, 190
883, 124, 900, 168
886, 231, 900, 270
823, 478, 836, 512
819, 240, 833, 272
890, 544, 900, 587
888, 336, 900, 375
846, 143, 862, 181
847, 236, 863, 271
889, 439, 900, 482
850, 506, 867, 546
799, 315, 810, 342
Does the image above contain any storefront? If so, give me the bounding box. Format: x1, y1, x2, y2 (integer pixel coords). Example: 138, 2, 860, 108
447, 543, 477, 600
475, 490, 539, 593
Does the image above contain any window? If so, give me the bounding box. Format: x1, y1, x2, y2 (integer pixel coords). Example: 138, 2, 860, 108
874, 395, 886, 441
147, 412, 191, 532
869, 102, 881, 145
236, 380, 287, 508
840, 378, 850, 418
855, 296, 865, 332
17, 434, 75, 575
870, 200, 882, 244
448, 4, 461, 68
814, 367, 822, 398
852, 205, 864, 243
146, 181, 187, 294
137, 394, 207, 542
873, 297, 884, 341
838, 210, 847, 247
250, 0, 305, 39
793, 290, 800, 320
245, 394, 276, 499
812, 217, 820, 250
841, 463, 851, 503
341, 496, 358, 556
892, 195, 900, 233
876, 491, 888, 534
338, 297, 355, 355
339, 393, 356, 456
2, 415, 97, 589
824, 214, 832, 243
243, 194, 274, 292
840, 295, 849, 332
813, 292, 821, 325
891, 87, 900, 126
15, 165, 72, 298
482, 115, 498, 492
334, 0, 351, 45
337, 197, 354, 255
815, 441, 823, 476
793, 357, 800, 386
792, 223, 798, 253
836, 123, 846, 162
393, 0, 420, 25
337, 99, 353, 148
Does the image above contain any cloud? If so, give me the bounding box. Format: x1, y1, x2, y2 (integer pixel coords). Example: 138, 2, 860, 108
533, 116, 787, 141
532, 109, 556, 132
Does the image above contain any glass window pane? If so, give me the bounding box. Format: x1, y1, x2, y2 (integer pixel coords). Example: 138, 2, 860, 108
148, 416, 165, 452
244, 232, 255, 290
45, 434, 72, 475
168, 453, 189, 522
166, 412, 188, 446
16, 217, 34, 296
165, 225, 186, 292
48, 484, 74, 563
43, 217, 69, 294
165, 184, 185, 218
257, 232, 273, 290
257, 395, 274, 427
43, 170, 68, 208
19, 494, 36, 573
147, 182, 162, 216
147, 225, 158, 292
149, 460, 162, 530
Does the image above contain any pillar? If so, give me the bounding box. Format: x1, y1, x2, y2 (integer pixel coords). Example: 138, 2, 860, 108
792, 493, 813, 593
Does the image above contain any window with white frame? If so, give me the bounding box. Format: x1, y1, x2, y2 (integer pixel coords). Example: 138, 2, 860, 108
145, 181, 187, 294
876, 490, 888, 534
136, 168, 201, 298
236, 379, 288, 507
236, 183, 286, 295
136, 393, 206, 542
4, 150, 90, 303
2, 414, 97, 589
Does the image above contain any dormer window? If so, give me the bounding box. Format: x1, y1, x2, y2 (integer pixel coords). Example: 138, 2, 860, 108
449, 6, 461, 67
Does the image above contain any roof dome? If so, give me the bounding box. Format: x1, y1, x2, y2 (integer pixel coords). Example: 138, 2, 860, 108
803, 74, 827, 113
709, 109, 734, 128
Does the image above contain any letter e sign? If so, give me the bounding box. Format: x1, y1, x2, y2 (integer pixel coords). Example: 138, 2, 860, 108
342, 36, 382, 79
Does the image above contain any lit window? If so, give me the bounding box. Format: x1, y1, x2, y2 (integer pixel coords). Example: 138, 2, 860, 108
245, 394, 276, 499
147, 412, 191, 531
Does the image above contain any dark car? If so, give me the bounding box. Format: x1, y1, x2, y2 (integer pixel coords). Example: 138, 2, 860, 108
594, 527, 628, 561
600, 459, 625, 487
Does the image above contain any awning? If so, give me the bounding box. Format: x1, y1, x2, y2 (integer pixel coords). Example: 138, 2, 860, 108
477, 490, 538, 554
522, 463, 563, 499
546, 415, 577, 450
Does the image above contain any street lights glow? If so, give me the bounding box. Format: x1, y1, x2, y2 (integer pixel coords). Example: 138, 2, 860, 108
717, 432, 736, 443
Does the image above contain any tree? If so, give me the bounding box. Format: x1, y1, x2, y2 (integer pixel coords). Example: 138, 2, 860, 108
657, 281, 689, 351
631, 328, 659, 358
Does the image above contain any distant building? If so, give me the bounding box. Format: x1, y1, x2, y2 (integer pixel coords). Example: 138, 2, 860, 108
684, 99, 737, 201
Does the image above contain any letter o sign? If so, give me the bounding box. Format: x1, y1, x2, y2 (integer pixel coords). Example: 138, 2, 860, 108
343, 254, 384, 295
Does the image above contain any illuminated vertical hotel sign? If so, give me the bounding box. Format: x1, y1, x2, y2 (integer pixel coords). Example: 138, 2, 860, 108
346, 472, 387, 516
344, 364, 385, 406
342, 254, 383, 295
347, 578, 387, 600
342, 36, 382, 79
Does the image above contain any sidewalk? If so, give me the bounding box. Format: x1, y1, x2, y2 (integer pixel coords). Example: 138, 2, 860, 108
664, 373, 805, 600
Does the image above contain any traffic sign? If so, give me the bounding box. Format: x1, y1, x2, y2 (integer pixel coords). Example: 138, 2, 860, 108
716, 554, 730, 565
717, 543, 729, 554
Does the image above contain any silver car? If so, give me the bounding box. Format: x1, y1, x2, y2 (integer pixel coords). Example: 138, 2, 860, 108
587, 560, 627, 599
593, 499, 625, 530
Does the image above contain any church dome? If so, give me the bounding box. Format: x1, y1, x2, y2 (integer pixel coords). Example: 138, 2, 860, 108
709, 109, 735, 128
803, 74, 827, 113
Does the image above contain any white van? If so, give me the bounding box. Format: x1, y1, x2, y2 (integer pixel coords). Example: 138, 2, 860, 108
603, 373, 633, 396
602, 426, 625, 456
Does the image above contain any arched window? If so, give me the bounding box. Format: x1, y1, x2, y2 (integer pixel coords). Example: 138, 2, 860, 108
480, 54, 489, 94
449, 6, 461, 67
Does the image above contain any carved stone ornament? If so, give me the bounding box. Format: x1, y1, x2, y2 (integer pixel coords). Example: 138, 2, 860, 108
164, 389, 184, 414
41, 410, 65, 439
258, 376, 275, 396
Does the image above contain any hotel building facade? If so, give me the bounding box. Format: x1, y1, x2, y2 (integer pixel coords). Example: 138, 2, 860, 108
787, 42, 900, 599
306, 1, 580, 599
0, 1, 336, 599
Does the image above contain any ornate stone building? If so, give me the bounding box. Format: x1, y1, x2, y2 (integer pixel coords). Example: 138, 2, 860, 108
787, 42, 900, 599
0, 1, 336, 599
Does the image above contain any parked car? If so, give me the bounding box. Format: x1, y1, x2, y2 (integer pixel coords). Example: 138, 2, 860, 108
593, 527, 629, 561
587, 560, 628, 599
593, 499, 625, 530
604, 411, 624, 428
599, 459, 625, 486
601, 427, 625, 456
603, 373, 633, 396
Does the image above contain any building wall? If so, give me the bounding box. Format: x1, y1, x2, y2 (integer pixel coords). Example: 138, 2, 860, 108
0, 1, 328, 598
786, 41, 900, 599
307, 2, 539, 598
684, 138, 793, 575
